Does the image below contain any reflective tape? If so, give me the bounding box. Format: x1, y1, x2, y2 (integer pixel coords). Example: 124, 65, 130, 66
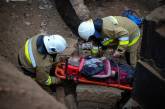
129, 31, 141, 47
119, 37, 129, 41
28, 38, 36, 68
119, 40, 129, 45
102, 38, 114, 46
24, 40, 32, 64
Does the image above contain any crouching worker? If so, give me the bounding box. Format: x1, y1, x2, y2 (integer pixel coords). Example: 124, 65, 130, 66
78, 16, 141, 68
18, 34, 68, 86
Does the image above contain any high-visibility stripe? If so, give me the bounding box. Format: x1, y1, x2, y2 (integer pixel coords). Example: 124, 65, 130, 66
129, 31, 141, 47
119, 40, 129, 45
119, 37, 129, 41
128, 35, 141, 46
28, 38, 36, 68
102, 38, 114, 46
24, 40, 32, 64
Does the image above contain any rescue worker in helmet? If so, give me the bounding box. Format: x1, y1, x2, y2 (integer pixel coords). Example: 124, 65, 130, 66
18, 34, 69, 86
78, 16, 141, 68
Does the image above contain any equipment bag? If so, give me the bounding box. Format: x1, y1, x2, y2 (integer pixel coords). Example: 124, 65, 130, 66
122, 9, 143, 27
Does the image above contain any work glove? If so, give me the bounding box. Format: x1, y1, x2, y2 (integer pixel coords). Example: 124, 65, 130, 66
45, 76, 61, 86
91, 46, 99, 56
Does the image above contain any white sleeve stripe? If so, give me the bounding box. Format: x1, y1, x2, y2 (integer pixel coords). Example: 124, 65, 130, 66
28, 38, 37, 68
119, 37, 129, 41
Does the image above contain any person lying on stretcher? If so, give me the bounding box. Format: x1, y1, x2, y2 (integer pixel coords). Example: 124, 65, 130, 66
68, 48, 135, 85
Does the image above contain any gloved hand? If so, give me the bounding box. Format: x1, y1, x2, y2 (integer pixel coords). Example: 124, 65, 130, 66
45, 76, 61, 86
91, 46, 99, 56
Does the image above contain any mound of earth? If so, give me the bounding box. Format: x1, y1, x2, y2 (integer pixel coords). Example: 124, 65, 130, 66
0, 56, 66, 109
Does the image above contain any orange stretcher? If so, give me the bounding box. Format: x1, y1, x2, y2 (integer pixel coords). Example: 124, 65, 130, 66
55, 58, 133, 91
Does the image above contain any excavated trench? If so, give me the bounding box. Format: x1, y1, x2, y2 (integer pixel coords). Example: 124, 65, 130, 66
0, 0, 164, 109
0, 0, 75, 109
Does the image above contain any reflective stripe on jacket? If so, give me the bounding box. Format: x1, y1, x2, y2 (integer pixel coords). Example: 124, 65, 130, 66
128, 30, 141, 47
24, 38, 36, 67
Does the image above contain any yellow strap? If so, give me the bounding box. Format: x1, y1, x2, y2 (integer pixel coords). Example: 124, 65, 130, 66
24, 40, 32, 64
119, 40, 129, 45
129, 35, 141, 47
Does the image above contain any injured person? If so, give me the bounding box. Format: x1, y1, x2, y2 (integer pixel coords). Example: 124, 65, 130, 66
67, 54, 135, 85
80, 56, 135, 85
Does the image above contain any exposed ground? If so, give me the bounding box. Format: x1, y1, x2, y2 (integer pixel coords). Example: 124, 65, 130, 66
77, 85, 122, 109
0, 0, 76, 109
0, 0, 75, 65
0, 0, 151, 109
0, 56, 66, 109
85, 0, 150, 18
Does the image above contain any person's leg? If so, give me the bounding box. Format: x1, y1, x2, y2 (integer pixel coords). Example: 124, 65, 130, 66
128, 38, 141, 68
129, 51, 137, 68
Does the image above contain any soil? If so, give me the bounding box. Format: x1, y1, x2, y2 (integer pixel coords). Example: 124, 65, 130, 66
0, 0, 152, 109
85, 0, 150, 19
77, 85, 123, 109
0, 0, 76, 109
0, 56, 66, 109
0, 0, 76, 65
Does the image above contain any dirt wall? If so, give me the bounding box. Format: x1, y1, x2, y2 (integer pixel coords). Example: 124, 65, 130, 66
55, 0, 90, 35
138, 0, 164, 10
0, 0, 76, 64
0, 56, 66, 109
55, 0, 150, 34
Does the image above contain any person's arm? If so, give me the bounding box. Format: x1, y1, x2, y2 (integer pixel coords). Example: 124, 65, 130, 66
36, 66, 60, 86
114, 27, 129, 55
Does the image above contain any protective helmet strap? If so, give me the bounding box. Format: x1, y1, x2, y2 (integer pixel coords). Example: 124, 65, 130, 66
93, 18, 103, 38
36, 35, 48, 55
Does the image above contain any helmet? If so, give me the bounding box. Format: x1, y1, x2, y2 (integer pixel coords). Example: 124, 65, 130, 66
43, 35, 68, 54
78, 19, 95, 41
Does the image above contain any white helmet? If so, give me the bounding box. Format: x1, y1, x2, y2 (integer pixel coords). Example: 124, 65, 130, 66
43, 35, 68, 54
78, 19, 95, 41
